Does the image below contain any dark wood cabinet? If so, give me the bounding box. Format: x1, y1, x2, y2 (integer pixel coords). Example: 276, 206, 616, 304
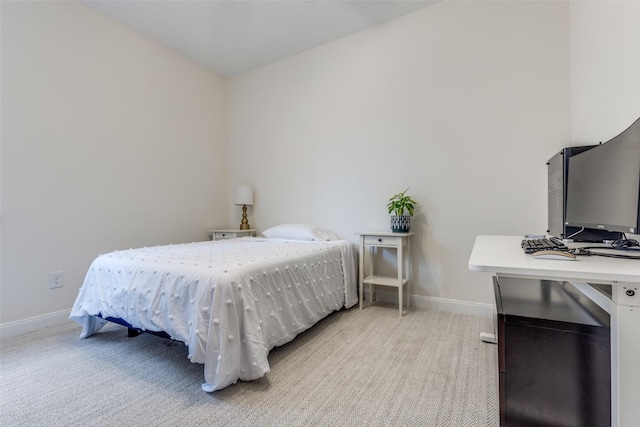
494, 277, 610, 427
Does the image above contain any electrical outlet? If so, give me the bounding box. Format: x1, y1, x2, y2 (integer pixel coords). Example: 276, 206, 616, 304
49, 271, 63, 289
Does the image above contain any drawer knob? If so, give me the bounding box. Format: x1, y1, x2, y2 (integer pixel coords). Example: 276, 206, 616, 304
378, 238, 382, 242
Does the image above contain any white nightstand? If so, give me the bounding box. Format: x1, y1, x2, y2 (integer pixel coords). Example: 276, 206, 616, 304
356, 231, 414, 317
209, 229, 256, 241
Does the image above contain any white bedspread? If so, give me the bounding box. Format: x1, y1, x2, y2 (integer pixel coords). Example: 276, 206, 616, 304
69, 237, 358, 391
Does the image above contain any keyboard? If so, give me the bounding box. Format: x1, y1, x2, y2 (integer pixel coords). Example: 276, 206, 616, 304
521, 237, 569, 254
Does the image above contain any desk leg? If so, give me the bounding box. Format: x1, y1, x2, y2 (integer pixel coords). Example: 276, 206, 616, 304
479, 276, 499, 345
611, 283, 640, 427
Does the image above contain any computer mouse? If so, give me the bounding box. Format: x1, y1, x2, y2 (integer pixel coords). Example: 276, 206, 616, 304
531, 250, 577, 260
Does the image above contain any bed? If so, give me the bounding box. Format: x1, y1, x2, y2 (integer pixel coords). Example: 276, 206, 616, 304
70, 224, 358, 392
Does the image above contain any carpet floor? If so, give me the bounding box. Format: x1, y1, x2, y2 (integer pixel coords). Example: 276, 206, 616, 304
0, 304, 498, 426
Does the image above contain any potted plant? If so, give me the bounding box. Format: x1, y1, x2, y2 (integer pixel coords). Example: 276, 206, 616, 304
387, 188, 417, 232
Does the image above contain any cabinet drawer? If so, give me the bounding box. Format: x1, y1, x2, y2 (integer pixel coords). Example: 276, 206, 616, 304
363, 235, 402, 247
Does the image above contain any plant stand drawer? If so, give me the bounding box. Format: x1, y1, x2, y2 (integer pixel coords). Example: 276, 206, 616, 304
363, 235, 404, 247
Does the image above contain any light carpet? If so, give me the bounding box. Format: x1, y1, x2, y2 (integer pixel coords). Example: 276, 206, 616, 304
0, 305, 498, 426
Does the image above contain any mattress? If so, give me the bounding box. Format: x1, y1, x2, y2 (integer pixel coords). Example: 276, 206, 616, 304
69, 237, 358, 391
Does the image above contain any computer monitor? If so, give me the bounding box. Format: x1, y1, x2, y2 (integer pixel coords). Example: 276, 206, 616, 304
565, 117, 640, 237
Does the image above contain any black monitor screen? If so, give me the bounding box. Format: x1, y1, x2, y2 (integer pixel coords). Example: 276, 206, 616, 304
565, 118, 640, 235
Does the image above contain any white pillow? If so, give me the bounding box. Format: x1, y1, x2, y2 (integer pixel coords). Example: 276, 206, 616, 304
262, 224, 340, 241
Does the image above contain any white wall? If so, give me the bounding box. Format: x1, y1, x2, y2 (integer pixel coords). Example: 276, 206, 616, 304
3, 0, 638, 333
570, 1, 640, 143
570, 0, 640, 242
0, 1, 228, 328
228, 0, 572, 309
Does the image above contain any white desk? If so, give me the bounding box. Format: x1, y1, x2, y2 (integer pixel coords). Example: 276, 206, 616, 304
469, 235, 640, 427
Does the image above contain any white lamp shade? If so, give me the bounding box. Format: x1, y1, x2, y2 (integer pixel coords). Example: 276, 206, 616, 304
235, 186, 254, 206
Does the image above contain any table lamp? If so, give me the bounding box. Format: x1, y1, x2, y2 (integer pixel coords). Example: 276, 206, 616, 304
235, 186, 254, 230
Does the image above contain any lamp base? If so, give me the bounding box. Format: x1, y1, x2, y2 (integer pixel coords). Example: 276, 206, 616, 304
239, 204, 250, 230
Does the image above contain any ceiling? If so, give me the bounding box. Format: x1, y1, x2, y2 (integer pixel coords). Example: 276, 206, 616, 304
82, 0, 438, 77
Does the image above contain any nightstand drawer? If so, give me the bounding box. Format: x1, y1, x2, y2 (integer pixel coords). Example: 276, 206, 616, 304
209, 229, 256, 241
214, 232, 234, 240
363, 235, 402, 247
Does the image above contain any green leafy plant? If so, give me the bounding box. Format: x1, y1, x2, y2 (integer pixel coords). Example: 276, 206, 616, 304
387, 188, 417, 217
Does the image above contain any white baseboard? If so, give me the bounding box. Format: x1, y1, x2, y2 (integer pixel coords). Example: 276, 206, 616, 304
0, 293, 495, 340
363, 289, 495, 318
0, 309, 72, 340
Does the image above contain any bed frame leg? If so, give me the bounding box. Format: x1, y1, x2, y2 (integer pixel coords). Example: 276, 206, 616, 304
127, 328, 141, 337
